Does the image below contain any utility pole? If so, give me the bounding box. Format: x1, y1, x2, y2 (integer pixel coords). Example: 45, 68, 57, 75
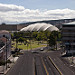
30, 32, 32, 50
5, 37, 7, 70
3, 35, 8, 70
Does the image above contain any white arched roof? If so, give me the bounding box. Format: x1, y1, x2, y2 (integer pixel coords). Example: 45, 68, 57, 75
47, 26, 59, 31
20, 26, 28, 31
20, 23, 59, 32
26, 25, 35, 31
39, 24, 52, 31
32, 23, 44, 31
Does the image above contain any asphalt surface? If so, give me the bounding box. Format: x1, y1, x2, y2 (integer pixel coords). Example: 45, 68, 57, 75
43, 56, 60, 75
6, 51, 34, 75
6, 49, 75, 75
47, 50, 75, 75
34, 54, 46, 75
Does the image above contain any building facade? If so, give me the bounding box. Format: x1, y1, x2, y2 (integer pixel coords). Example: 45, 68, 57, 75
62, 22, 75, 54
0, 30, 11, 61
0, 24, 26, 31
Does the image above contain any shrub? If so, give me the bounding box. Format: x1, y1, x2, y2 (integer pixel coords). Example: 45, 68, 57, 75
0, 60, 6, 66
6, 60, 12, 63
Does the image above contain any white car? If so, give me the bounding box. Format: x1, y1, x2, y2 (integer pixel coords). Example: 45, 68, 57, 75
40, 48, 44, 51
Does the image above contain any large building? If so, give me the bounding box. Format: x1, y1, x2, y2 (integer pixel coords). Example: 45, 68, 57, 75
0, 22, 60, 31
0, 24, 26, 31
20, 23, 59, 32
0, 30, 11, 61
62, 22, 75, 54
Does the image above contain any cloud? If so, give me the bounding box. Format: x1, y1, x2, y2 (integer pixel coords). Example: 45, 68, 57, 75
0, 3, 25, 12
0, 3, 75, 24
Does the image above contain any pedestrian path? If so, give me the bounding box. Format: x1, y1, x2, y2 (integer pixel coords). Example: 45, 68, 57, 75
0, 55, 19, 75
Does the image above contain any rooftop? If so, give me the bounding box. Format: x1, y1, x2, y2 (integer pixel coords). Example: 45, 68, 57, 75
0, 37, 6, 43
0, 30, 9, 34
20, 23, 59, 32
63, 21, 75, 25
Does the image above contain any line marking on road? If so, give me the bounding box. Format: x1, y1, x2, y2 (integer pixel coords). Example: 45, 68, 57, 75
48, 56, 63, 75
41, 57, 49, 75
33, 57, 36, 75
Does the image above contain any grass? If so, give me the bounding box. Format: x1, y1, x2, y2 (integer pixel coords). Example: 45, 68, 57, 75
11, 40, 47, 50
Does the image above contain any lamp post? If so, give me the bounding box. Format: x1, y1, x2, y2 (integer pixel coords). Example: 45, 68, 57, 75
3, 35, 8, 70
15, 39, 17, 49
5, 36, 8, 70
30, 32, 32, 50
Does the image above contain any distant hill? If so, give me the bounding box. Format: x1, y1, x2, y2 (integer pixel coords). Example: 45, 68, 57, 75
19, 18, 75, 29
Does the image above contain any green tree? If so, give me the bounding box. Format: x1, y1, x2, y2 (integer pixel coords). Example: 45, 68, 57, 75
17, 37, 25, 43
48, 31, 59, 48
36, 32, 42, 41
48, 33, 56, 46
32, 31, 37, 39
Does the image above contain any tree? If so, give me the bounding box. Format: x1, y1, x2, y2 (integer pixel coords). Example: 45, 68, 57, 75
48, 33, 56, 47
48, 31, 59, 48
44, 30, 51, 39
1, 23, 6, 25
17, 37, 23, 43
11, 33, 14, 41
32, 31, 37, 39
17, 37, 26, 43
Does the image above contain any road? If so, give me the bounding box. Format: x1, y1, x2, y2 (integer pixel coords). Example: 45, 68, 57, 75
6, 49, 75, 75
6, 51, 34, 75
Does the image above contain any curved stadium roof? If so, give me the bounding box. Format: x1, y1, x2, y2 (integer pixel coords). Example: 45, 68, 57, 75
20, 23, 59, 32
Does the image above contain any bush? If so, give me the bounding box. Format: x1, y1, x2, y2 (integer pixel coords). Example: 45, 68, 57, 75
13, 54, 17, 57
6, 60, 12, 63
17, 52, 23, 55
0, 60, 6, 66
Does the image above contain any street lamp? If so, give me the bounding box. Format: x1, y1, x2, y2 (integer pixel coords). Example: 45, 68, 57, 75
5, 37, 7, 70
3, 35, 8, 70
30, 32, 32, 50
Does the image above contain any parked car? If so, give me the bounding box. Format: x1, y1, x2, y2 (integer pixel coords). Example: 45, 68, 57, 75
31, 50, 39, 53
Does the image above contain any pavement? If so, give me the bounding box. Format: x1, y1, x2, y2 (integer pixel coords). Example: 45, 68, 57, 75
67, 57, 75, 64
0, 55, 19, 75
64, 56, 75, 69
73, 57, 75, 64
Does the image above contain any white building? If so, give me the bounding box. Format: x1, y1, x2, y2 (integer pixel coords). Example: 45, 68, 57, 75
20, 23, 59, 32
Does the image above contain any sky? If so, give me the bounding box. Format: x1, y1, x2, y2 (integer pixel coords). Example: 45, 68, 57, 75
0, 0, 75, 24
